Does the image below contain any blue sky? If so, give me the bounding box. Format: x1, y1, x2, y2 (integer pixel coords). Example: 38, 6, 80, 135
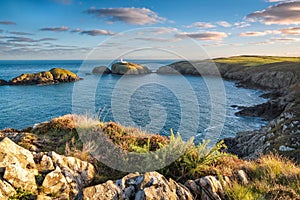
0, 0, 300, 59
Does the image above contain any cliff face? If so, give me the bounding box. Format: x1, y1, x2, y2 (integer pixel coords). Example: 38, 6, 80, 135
158, 56, 300, 162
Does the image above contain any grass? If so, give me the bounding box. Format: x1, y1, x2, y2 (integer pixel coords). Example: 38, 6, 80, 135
214, 55, 300, 67
224, 154, 300, 200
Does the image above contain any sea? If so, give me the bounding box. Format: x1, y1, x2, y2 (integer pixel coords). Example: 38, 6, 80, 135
0, 60, 268, 144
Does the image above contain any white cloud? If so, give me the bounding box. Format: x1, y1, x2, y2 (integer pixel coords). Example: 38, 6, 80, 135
185, 22, 215, 28
279, 27, 300, 34
80, 29, 115, 36
85, 7, 166, 25
176, 31, 228, 41
216, 21, 232, 27
40, 26, 69, 32
246, 1, 300, 25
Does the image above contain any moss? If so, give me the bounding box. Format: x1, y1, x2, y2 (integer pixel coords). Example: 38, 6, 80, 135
9, 188, 35, 200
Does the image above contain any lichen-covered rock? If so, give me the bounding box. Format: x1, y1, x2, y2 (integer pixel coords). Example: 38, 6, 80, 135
4, 162, 37, 192
0, 178, 16, 199
83, 180, 122, 200
49, 151, 95, 198
0, 137, 38, 192
83, 171, 193, 200
42, 166, 70, 199
8, 68, 81, 85
111, 62, 151, 75
92, 66, 111, 74
185, 176, 225, 200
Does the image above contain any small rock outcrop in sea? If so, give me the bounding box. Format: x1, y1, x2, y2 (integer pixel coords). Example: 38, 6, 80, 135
0, 79, 7, 86
92, 66, 111, 74
111, 62, 151, 75
157, 61, 200, 75
2, 68, 81, 86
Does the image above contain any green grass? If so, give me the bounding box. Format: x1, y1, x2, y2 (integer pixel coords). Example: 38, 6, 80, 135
214, 55, 300, 67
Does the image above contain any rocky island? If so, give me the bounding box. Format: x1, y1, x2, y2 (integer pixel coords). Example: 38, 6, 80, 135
92, 66, 112, 75
0, 68, 81, 86
111, 61, 151, 75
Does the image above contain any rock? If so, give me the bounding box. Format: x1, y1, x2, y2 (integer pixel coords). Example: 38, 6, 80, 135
8, 68, 81, 85
49, 151, 95, 198
111, 62, 151, 75
185, 176, 225, 200
0, 79, 7, 86
237, 170, 248, 185
34, 153, 55, 172
92, 66, 111, 74
157, 61, 200, 75
0, 137, 38, 192
199, 176, 225, 200
0, 178, 16, 198
36, 194, 53, 200
83, 171, 193, 200
42, 166, 70, 199
4, 162, 37, 192
83, 180, 122, 200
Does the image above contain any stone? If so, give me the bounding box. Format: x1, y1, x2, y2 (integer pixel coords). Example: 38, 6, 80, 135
83, 180, 121, 200
199, 176, 225, 200
37, 194, 53, 200
49, 151, 95, 198
237, 170, 248, 185
4, 162, 37, 192
42, 166, 70, 198
83, 171, 193, 200
0, 178, 16, 198
0, 137, 38, 192
92, 66, 111, 74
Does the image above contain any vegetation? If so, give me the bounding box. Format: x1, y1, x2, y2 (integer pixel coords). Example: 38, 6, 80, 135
214, 55, 300, 67
8, 188, 35, 200
9, 114, 299, 199
225, 154, 300, 200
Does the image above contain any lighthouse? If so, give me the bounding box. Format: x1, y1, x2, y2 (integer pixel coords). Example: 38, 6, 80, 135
120, 58, 127, 63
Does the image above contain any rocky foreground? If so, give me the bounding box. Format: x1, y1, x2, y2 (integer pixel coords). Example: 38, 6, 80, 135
0, 115, 299, 200
158, 55, 300, 162
0, 68, 81, 86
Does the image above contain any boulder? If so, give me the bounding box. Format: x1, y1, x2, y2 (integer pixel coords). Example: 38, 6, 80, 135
83, 180, 121, 200
83, 171, 193, 200
0, 137, 38, 191
0, 79, 7, 86
49, 151, 95, 198
42, 166, 70, 199
185, 176, 226, 200
111, 62, 151, 75
92, 66, 111, 74
8, 68, 81, 85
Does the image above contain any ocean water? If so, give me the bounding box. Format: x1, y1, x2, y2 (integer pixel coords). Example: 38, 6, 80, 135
0, 60, 267, 143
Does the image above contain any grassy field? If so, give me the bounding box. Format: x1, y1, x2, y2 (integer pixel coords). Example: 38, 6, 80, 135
213, 55, 300, 67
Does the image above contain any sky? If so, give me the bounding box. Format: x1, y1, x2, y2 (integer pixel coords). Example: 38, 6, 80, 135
0, 0, 300, 60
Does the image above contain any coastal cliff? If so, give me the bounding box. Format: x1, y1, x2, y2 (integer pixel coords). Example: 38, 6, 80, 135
0, 68, 81, 86
158, 56, 300, 162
